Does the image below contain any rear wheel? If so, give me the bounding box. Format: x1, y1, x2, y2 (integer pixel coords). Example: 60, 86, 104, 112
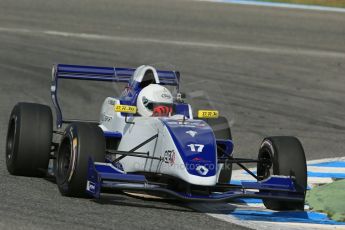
257, 136, 307, 210
6, 103, 52, 177
56, 123, 105, 197
202, 116, 232, 183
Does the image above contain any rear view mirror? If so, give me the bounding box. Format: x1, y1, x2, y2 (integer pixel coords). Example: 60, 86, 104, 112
180, 92, 186, 99
176, 92, 186, 102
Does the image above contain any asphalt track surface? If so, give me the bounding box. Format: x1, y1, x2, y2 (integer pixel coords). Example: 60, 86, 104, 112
0, 0, 344, 229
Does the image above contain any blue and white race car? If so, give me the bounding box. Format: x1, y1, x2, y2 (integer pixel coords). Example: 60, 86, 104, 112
6, 64, 307, 210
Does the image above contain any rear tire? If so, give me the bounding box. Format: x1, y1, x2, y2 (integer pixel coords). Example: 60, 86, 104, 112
6, 103, 53, 177
202, 116, 232, 184
56, 123, 105, 197
257, 136, 307, 210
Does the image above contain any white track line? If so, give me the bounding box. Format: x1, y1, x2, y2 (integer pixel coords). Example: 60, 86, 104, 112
308, 166, 345, 174
190, 203, 344, 230
0, 27, 345, 59
307, 157, 345, 164
195, 0, 345, 13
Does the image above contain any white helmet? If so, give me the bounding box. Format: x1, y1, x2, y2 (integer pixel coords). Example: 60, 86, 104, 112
137, 84, 173, 117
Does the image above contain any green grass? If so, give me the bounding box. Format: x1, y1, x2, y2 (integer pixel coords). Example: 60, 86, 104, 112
258, 0, 345, 8
306, 179, 345, 222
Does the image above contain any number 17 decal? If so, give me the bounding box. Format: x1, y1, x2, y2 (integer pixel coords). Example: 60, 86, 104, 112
187, 144, 205, 153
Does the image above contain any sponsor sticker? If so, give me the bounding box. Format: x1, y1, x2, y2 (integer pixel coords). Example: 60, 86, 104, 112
197, 110, 219, 119
102, 114, 112, 122
161, 93, 172, 99
108, 99, 115, 106
163, 150, 176, 166
165, 119, 207, 128
86, 180, 96, 193
196, 165, 209, 176
186, 130, 197, 137
192, 157, 204, 162
114, 104, 137, 114
72, 138, 78, 149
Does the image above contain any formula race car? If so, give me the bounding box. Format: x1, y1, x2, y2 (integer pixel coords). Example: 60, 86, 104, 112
6, 64, 307, 210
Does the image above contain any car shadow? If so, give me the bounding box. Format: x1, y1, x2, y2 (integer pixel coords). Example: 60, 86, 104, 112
44, 174, 214, 214
93, 192, 196, 213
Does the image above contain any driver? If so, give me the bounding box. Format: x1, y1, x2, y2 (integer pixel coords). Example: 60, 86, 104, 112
137, 84, 173, 117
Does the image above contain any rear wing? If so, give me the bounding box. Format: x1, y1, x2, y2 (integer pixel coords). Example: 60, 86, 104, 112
51, 64, 180, 128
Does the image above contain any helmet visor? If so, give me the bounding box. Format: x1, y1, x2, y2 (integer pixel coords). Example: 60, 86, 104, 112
142, 97, 173, 116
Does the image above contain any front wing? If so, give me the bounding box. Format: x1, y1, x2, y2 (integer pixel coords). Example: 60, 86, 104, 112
86, 158, 304, 202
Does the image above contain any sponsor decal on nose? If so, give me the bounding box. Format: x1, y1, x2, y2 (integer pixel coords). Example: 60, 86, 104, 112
186, 130, 197, 137
196, 165, 209, 176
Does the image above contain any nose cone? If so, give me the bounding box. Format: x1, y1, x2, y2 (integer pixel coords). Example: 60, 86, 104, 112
160, 118, 217, 177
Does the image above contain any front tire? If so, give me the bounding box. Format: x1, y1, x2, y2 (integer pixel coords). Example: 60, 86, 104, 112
56, 123, 105, 197
257, 136, 307, 210
6, 103, 52, 177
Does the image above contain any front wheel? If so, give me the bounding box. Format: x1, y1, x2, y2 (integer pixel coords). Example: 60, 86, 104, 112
56, 123, 105, 197
257, 136, 307, 210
